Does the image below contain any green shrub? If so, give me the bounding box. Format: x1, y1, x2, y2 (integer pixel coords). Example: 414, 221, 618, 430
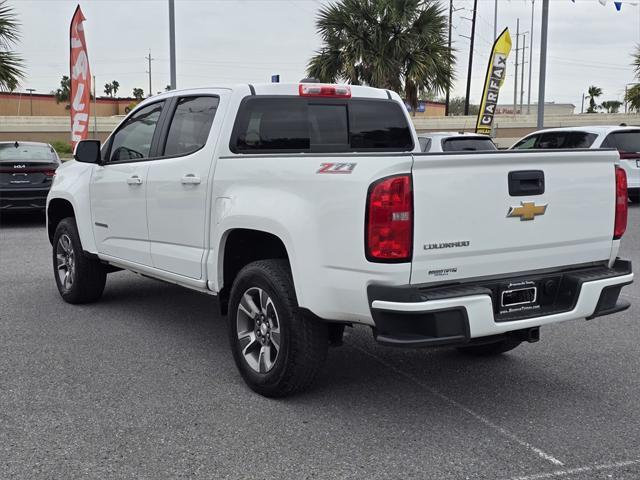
50, 140, 73, 156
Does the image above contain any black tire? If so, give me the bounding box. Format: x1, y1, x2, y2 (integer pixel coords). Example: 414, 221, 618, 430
456, 338, 521, 356
629, 190, 639, 204
228, 259, 328, 397
52, 217, 107, 304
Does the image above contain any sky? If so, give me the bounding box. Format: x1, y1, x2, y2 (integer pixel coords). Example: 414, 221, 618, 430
9, 0, 640, 109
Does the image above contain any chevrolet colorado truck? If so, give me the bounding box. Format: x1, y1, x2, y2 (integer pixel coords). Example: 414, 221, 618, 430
47, 83, 633, 397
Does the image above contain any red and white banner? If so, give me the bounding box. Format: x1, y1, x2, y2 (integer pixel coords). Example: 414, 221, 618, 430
69, 5, 91, 149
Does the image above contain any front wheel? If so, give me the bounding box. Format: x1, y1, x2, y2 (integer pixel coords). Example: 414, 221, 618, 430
228, 259, 328, 397
456, 338, 521, 356
52, 217, 107, 304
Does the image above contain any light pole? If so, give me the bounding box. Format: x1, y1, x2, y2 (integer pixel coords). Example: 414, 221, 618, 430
26, 88, 36, 116
536, 0, 549, 129
169, 0, 176, 90
463, 0, 478, 116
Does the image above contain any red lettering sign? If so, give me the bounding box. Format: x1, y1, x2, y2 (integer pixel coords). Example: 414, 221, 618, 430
69, 6, 91, 149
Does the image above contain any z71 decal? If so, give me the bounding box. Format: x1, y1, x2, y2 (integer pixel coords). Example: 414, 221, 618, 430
316, 162, 357, 174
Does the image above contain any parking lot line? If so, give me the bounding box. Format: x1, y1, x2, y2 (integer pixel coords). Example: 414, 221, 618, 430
353, 345, 565, 467
506, 458, 640, 480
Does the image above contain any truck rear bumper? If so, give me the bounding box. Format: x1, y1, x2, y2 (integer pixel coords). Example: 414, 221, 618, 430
368, 260, 633, 347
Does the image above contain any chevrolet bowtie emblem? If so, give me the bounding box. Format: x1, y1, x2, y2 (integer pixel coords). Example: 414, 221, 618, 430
507, 201, 548, 221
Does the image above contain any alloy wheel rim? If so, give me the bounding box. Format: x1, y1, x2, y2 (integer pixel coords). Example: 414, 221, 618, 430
56, 234, 75, 292
236, 287, 281, 373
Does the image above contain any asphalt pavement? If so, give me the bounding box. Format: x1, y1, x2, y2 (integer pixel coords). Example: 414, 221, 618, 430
1, 205, 639, 480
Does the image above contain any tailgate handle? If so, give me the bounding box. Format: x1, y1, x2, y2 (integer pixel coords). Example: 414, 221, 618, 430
508, 170, 545, 196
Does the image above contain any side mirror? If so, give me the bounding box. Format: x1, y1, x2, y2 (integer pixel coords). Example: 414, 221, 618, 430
74, 140, 101, 164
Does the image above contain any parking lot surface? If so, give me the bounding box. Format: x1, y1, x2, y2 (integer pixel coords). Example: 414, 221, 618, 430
1, 205, 639, 480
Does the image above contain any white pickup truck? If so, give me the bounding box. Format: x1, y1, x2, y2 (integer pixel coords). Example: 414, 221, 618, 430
47, 83, 633, 397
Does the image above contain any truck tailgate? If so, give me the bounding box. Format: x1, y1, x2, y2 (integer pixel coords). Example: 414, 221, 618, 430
410, 149, 618, 285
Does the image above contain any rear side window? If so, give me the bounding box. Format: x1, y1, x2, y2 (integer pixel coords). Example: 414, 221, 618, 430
601, 130, 640, 152
442, 137, 497, 152
535, 131, 597, 149
231, 97, 413, 153
164, 96, 219, 156
418, 137, 432, 152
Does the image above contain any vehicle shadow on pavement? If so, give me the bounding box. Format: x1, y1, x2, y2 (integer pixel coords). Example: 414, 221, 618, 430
0, 212, 46, 228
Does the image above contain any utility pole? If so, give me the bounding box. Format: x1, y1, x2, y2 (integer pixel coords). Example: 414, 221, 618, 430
168, 0, 176, 90
26, 88, 36, 116
520, 35, 527, 114
145, 50, 154, 97
527, 0, 535, 115
537, 0, 549, 129
581, 92, 585, 114
93, 75, 97, 138
463, 0, 478, 116
513, 19, 519, 116
445, 0, 453, 116
493, 0, 498, 41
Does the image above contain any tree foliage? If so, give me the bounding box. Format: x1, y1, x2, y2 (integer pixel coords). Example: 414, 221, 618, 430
306, 0, 454, 111
447, 96, 478, 116
586, 85, 602, 113
600, 100, 622, 114
0, 0, 24, 91
132, 87, 145, 100
52, 75, 70, 103
626, 46, 640, 112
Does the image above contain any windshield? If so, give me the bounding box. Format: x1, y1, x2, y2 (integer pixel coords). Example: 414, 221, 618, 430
442, 137, 497, 152
0, 143, 59, 163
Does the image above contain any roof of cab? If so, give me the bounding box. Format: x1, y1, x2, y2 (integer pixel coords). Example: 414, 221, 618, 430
523, 125, 640, 137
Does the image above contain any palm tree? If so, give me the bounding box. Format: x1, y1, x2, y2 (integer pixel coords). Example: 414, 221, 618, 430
104, 83, 113, 97
586, 85, 602, 113
111, 80, 119, 97
600, 100, 622, 114
306, 0, 454, 111
0, 1, 24, 91
626, 46, 640, 112
633, 45, 640, 78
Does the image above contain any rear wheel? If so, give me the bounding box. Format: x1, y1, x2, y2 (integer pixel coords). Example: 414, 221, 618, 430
228, 259, 328, 397
456, 338, 521, 356
52, 217, 106, 304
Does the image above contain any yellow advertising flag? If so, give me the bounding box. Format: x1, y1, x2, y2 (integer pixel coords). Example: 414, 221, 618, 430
475, 28, 512, 135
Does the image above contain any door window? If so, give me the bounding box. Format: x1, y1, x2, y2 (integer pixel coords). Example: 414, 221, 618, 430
163, 96, 220, 156
109, 102, 164, 162
512, 135, 539, 149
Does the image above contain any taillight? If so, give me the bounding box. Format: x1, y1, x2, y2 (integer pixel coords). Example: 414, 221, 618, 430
44, 170, 56, 178
614, 167, 627, 240
298, 84, 351, 98
366, 174, 413, 262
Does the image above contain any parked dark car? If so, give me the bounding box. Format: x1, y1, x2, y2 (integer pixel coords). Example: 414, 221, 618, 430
0, 141, 61, 212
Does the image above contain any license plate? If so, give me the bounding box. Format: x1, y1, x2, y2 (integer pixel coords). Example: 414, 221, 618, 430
498, 280, 540, 314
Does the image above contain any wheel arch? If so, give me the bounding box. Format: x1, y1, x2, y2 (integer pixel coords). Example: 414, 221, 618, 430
217, 228, 293, 314
47, 198, 76, 244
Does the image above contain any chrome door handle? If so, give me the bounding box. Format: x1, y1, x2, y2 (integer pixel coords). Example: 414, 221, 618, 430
127, 175, 143, 185
181, 174, 201, 185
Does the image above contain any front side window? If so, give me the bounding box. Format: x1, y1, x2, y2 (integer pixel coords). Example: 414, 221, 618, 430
109, 102, 164, 162
512, 135, 538, 149
163, 96, 219, 156
231, 97, 413, 153
566, 132, 597, 148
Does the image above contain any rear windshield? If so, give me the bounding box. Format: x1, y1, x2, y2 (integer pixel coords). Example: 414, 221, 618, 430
441, 137, 497, 152
601, 130, 640, 152
230, 97, 413, 153
0, 143, 59, 163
